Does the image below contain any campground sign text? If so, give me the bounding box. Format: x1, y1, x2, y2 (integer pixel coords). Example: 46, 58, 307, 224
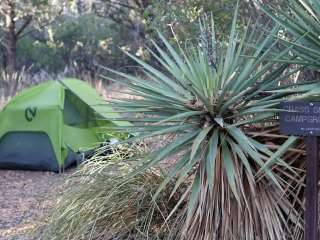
280, 101, 320, 136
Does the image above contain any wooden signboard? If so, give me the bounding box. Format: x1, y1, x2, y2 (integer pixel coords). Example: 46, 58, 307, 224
280, 101, 320, 136
280, 101, 319, 240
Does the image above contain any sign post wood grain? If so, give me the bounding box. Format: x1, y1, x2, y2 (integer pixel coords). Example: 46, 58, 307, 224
280, 101, 319, 240
305, 136, 318, 240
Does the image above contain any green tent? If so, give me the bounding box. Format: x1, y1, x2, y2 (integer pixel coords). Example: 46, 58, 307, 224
0, 78, 129, 172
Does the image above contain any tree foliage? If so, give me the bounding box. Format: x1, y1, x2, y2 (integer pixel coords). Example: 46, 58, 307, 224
0, 0, 63, 73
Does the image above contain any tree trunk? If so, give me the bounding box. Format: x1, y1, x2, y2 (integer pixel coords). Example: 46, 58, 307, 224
2, 0, 17, 75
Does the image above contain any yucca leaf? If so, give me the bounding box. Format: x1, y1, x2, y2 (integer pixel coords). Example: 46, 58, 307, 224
157, 111, 203, 124
169, 151, 200, 199
221, 135, 240, 202
206, 130, 219, 192
153, 153, 191, 201
229, 139, 255, 179
221, 1, 239, 85
257, 136, 298, 177
190, 126, 213, 160
186, 172, 201, 224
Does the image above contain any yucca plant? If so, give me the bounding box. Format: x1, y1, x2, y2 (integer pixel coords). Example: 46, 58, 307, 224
101, 4, 320, 240
262, 0, 320, 68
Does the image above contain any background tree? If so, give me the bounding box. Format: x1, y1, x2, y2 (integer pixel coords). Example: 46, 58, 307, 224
93, 0, 150, 50
0, 0, 287, 79
143, 0, 287, 43
0, 0, 62, 75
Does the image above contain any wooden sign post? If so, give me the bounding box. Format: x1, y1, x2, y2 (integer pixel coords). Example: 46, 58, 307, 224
280, 101, 320, 240
305, 136, 318, 240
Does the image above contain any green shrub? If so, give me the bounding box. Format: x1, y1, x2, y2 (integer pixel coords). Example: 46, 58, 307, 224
17, 37, 65, 72
144, 0, 286, 43
15, 14, 136, 74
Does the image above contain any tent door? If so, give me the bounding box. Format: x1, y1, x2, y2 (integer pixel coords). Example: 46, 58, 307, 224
0, 132, 60, 171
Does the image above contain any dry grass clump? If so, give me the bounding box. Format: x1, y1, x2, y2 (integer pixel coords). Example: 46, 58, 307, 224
41, 143, 186, 240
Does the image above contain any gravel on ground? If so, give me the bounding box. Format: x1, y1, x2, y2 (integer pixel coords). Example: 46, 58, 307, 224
0, 170, 71, 240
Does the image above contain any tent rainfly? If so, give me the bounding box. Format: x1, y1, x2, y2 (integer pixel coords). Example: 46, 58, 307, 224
0, 78, 129, 172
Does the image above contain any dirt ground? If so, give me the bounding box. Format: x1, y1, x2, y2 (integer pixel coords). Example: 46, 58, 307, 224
0, 170, 71, 240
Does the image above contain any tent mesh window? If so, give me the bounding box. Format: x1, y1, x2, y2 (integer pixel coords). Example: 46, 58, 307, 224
63, 90, 97, 127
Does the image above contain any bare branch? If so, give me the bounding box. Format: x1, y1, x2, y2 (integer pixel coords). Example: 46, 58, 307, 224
15, 15, 33, 38
17, 8, 63, 40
